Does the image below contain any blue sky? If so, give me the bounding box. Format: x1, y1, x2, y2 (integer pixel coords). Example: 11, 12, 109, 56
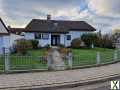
0, 0, 120, 33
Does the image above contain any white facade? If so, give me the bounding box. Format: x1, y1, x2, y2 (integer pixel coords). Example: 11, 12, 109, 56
114, 37, 120, 48
65, 31, 87, 46
0, 19, 10, 54
0, 36, 3, 54
10, 34, 24, 47
25, 33, 34, 40
0, 36, 10, 54
24, 31, 88, 47
0, 21, 8, 34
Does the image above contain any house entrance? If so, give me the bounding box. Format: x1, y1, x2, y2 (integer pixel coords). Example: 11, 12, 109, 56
51, 35, 60, 46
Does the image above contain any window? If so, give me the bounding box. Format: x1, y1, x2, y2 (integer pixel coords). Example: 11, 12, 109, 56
67, 35, 71, 40
54, 23, 58, 27
35, 33, 41, 39
42, 33, 49, 39
20, 32, 25, 36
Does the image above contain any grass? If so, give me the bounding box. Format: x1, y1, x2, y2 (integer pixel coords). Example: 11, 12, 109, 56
0, 48, 118, 71
72, 48, 114, 66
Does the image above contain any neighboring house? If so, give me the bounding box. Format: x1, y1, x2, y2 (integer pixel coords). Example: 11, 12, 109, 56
9, 34, 24, 48
0, 18, 10, 54
113, 33, 120, 48
10, 15, 96, 47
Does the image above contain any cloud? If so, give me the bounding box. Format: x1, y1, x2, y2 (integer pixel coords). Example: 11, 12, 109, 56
0, 0, 120, 34
87, 0, 120, 17
1, 0, 88, 27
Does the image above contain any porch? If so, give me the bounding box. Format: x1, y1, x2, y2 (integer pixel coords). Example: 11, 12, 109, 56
37, 33, 70, 47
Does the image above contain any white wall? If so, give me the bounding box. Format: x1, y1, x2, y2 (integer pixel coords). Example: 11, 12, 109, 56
0, 21, 8, 33
0, 36, 10, 54
25, 33, 35, 40
22, 31, 89, 47
60, 34, 65, 45
10, 34, 24, 47
65, 31, 88, 47
24, 33, 51, 47
38, 33, 51, 47
0, 19, 10, 54
0, 36, 3, 54
3, 36, 10, 48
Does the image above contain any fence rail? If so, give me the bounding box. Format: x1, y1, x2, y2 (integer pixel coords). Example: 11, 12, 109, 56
0, 50, 120, 73
0, 55, 4, 72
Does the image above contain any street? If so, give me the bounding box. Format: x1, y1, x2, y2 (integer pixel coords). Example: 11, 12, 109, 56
57, 78, 120, 90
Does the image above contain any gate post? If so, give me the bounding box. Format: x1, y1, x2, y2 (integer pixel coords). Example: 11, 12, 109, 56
67, 50, 73, 69
96, 52, 100, 64
47, 53, 52, 70
3, 48, 10, 73
113, 50, 118, 61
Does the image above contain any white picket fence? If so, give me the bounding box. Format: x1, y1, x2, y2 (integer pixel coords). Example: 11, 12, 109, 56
0, 49, 120, 73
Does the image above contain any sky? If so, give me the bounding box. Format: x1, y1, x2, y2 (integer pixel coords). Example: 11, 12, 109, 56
0, 0, 120, 34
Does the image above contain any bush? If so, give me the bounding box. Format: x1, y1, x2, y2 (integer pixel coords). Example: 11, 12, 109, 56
81, 33, 98, 47
15, 39, 32, 55
44, 44, 51, 50
59, 48, 68, 56
30, 40, 39, 49
81, 33, 115, 49
71, 38, 81, 48
58, 44, 65, 48
100, 34, 115, 49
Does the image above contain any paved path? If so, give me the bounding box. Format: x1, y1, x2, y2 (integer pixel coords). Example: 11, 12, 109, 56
0, 62, 120, 90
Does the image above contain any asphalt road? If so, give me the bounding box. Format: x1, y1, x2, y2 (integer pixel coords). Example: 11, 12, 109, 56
56, 77, 120, 90
29, 77, 120, 90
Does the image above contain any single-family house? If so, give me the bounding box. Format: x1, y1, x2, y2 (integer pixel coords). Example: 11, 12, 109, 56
0, 18, 10, 54
113, 30, 120, 49
10, 15, 96, 47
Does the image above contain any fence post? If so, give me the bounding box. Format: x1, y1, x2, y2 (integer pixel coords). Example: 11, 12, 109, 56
68, 52, 72, 68
47, 53, 52, 70
113, 50, 118, 61
96, 52, 100, 64
3, 48, 10, 73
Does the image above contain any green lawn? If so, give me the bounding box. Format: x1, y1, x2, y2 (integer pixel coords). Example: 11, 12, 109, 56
0, 48, 119, 71
72, 48, 114, 66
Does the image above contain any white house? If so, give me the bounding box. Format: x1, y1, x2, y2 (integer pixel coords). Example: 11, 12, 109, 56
0, 18, 10, 54
113, 33, 120, 49
10, 15, 96, 47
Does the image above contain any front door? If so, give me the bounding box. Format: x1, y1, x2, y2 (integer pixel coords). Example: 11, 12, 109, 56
51, 35, 60, 46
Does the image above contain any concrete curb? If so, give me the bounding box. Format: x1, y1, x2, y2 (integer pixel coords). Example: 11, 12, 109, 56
1, 73, 120, 90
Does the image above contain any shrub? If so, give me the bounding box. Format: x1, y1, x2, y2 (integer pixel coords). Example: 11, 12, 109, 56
15, 39, 32, 55
100, 34, 115, 49
58, 44, 65, 48
81, 33, 98, 47
30, 40, 39, 49
80, 33, 115, 49
71, 38, 81, 48
59, 48, 68, 56
43, 51, 49, 62
44, 44, 51, 50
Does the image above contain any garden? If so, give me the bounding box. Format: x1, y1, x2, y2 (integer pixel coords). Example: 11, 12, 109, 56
0, 33, 120, 72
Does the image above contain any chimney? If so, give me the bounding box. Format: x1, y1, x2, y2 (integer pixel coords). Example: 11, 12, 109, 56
47, 14, 51, 20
